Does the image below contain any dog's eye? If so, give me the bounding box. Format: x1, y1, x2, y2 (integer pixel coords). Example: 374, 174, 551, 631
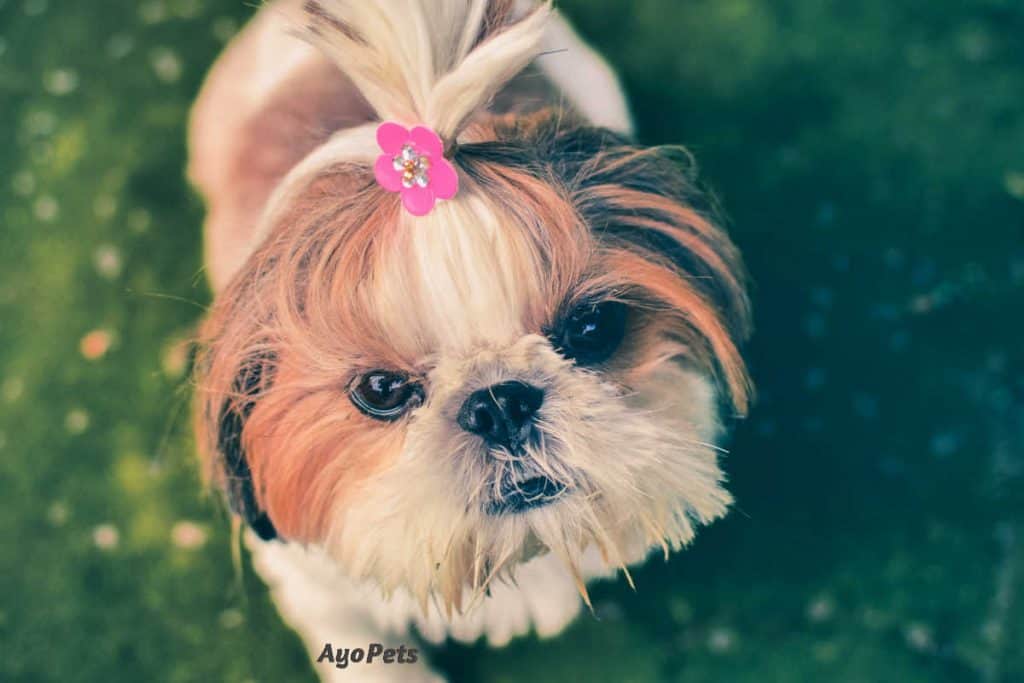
349, 371, 424, 421
552, 301, 628, 365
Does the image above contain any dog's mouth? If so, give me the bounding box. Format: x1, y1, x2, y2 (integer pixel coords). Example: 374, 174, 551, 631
485, 476, 568, 516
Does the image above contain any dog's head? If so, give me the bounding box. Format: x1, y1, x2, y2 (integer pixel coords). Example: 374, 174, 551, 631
194, 1, 751, 608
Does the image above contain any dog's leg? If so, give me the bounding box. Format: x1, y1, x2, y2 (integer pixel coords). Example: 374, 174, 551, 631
249, 538, 445, 683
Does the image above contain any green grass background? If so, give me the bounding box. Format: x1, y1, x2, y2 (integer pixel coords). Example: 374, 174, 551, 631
2, 0, 1023, 681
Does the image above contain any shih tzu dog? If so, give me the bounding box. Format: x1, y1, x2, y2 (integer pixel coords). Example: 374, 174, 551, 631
188, 0, 751, 680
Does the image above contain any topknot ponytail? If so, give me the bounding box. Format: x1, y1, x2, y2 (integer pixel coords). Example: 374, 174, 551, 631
303, 0, 552, 143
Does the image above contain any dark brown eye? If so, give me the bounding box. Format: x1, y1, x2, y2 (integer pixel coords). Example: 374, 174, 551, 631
551, 300, 628, 365
349, 371, 423, 421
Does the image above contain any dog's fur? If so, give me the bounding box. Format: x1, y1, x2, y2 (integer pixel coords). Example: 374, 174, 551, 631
189, 1, 750, 680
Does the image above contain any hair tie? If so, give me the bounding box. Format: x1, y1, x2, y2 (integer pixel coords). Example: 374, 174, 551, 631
374, 122, 459, 216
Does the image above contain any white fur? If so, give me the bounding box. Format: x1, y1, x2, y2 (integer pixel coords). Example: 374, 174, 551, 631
251, 357, 724, 681
196, 3, 722, 682
323, 335, 728, 603
252, 536, 609, 649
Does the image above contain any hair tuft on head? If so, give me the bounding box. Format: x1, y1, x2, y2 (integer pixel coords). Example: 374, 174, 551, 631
302, 0, 552, 141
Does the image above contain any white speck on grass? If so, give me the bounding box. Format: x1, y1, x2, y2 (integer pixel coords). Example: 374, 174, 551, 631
171, 520, 208, 550
806, 595, 835, 623
47, 501, 68, 526
861, 607, 886, 630
34, 195, 59, 222
65, 409, 90, 435
92, 524, 120, 550
2, 377, 25, 402
139, 0, 166, 24
128, 208, 152, 233
982, 618, 1002, 644
25, 110, 57, 136
1004, 171, 1024, 200
219, 608, 244, 629
707, 627, 735, 654
904, 622, 934, 652
107, 34, 135, 60
150, 47, 183, 83
94, 194, 117, 220
12, 170, 35, 196
93, 244, 123, 279
957, 25, 993, 63
44, 68, 79, 95
668, 597, 693, 624
161, 337, 191, 378
812, 640, 839, 662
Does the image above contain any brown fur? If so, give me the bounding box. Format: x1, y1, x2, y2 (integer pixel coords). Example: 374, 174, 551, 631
195, 107, 750, 544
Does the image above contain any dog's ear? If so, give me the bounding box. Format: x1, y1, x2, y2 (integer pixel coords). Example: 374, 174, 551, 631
465, 122, 750, 344
535, 123, 752, 409
557, 127, 751, 343
216, 361, 277, 541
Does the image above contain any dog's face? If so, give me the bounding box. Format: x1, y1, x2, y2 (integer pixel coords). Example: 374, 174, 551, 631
196, 114, 750, 607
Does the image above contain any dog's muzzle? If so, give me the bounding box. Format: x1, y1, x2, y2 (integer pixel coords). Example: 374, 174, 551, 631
457, 381, 544, 452
456, 381, 569, 514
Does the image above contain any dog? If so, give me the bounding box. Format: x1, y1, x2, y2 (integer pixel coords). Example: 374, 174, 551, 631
188, 1, 751, 680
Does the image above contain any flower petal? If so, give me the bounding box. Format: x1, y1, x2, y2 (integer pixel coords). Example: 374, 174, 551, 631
376, 122, 409, 154
402, 186, 436, 216
410, 126, 444, 158
430, 158, 459, 200
374, 155, 405, 192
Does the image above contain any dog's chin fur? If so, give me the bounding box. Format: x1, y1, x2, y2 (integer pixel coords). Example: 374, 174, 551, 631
191, 0, 752, 622
330, 338, 730, 610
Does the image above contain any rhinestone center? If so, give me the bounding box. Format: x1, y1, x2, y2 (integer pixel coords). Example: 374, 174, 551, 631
392, 144, 431, 189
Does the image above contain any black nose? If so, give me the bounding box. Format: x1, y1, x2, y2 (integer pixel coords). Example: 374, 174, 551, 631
457, 381, 544, 451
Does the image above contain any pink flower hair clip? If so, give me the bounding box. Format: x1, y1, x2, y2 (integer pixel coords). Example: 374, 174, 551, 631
374, 122, 459, 216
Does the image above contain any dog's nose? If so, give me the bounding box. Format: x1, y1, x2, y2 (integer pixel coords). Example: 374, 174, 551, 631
457, 381, 544, 450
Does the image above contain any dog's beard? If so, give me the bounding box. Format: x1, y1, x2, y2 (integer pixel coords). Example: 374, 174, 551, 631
322, 335, 731, 613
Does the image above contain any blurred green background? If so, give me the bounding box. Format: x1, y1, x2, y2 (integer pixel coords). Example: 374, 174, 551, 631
2, 0, 1022, 681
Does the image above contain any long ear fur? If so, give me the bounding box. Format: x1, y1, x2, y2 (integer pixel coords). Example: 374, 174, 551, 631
457, 117, 753, 411
212, 360, 278, 541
